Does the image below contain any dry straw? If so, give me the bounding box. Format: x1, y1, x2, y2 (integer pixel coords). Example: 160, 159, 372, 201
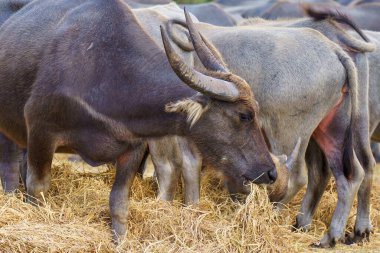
0, 155, 379, 252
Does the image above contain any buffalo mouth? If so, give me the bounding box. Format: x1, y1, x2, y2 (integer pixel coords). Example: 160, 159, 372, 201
242, 172, 276, 186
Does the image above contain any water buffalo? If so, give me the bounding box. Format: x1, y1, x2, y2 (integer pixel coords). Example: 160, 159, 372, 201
181, 3, 236, 26
131, 3, 295, 204
0, 0, 33, 191
160, 7, 374, 246
252, 1, 380, 32
239, 7, 377, 246
0, 0, 277, 241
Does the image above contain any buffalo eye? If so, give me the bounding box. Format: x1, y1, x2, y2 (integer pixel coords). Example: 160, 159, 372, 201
239, 112, 253, 122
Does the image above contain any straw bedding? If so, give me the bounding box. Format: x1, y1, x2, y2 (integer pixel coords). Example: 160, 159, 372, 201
0, 155, 379, 252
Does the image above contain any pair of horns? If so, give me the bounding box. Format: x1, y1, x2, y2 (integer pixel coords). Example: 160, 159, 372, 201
160, 9, 240, 102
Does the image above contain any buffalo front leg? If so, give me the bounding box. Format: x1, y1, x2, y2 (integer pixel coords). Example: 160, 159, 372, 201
109, 142, 147, 242
179, 139, 201, 205
152, 157, 181, 202
0, 134, 23, 192
26, 130, 55, 204
149, 139, 181, 202
294, 139, 331, 231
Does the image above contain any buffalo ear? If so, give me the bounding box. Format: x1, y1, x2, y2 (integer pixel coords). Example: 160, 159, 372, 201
165, 94, 209, 127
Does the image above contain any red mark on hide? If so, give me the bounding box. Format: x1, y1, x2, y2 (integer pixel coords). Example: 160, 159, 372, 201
117, 151, 130, 166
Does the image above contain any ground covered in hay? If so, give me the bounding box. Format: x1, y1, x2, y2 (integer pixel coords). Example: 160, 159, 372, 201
0, 155, 379, 252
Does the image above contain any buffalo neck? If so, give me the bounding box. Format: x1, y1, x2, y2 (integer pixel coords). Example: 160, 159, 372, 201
56, 0, 197, 139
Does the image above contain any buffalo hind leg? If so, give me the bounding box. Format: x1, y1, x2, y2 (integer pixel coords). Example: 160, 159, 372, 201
314, 152, 364, 248
311, 97, 364, 247
110, 142, 147, 242
345, 52, 376, 244
346, 152, 374, 244
346, 124, 376, 244
294, 139, 331, 231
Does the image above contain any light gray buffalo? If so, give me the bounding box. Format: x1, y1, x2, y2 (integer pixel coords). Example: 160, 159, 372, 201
181, 3, 237, 27
241, 7, 380, 245
132, 3, 298, 204
133, 3, 293, 203
0, 0, 278, 241
154, 8, 375, 247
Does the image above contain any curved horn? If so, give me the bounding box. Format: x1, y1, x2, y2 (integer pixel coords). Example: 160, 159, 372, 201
160, 26, 240, 102
166, 19, 194, 52
184, 8, 229, 73
286, 137, 301, 170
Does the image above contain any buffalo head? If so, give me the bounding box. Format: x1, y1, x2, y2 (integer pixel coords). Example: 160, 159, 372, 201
223, 138, 300, 201
160, 9, 277, 189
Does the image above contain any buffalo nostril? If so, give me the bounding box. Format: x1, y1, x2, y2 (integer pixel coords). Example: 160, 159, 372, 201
268, 168, 277, 183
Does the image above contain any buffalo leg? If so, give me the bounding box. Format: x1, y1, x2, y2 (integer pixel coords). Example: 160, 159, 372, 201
179, 139, 201, 205
154, 158, 181, 202
281, 156, 307, 204
0, 134, 23, 192
370, 142, 380, 162
294, 139, 331, 231
347, 132, 376, 244
311, 92, 364, 247
109, 142, 146, 242
345, 53, 376, 244
25, 130, 55, 204
149, 139, 181, 202
315, 152, 363, 248
346, 151, 374, 244
20, 149, 27, 187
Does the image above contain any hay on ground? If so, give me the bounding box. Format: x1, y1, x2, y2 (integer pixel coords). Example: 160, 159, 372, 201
0, 155, 379, 252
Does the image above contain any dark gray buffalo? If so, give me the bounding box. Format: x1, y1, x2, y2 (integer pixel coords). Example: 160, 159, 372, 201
158, 7, 374, 247
0, 0, 32, 191
252, 1, 380, 32
0, 0, 277, 240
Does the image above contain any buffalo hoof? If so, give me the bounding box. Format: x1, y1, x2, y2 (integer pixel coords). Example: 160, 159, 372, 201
345, 229, 372, 245
25, 194, 43, 206
310, 240, 336, 248
311, 234, 337, 248
291, 220, 310, 232
111, 219, 127, 244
